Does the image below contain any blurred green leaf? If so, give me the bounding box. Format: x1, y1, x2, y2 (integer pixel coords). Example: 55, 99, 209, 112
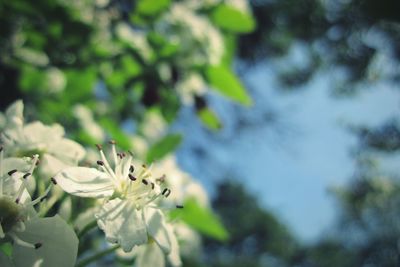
136, 0, 170, 16
99, 118, 132, 150
197, 107, 222, 131
171, 198, 229, 241
205, 65, 252, 106
0, 243, 12, 257
211, 5, 256, 33
64, 68, 96, 101
146, 133, 182, 163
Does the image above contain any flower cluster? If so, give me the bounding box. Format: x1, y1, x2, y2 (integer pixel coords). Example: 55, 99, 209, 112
0, 146, 78, 267
54, 141, 182, 265
1, 100, 212, 267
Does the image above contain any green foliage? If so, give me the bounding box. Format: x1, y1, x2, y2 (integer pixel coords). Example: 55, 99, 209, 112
135, 0, 171, 16
0, 243, 13, 257
171, 198, 229, 241
99, 118, 132, 150
206, 65, 252, 106
197, 108, 222, 131
211, 5, 256, 33
146, 133, 182, 163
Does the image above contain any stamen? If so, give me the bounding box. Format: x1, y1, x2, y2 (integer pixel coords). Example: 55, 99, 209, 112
129, 165, 134, 173
142, 179, 148, 185
23, 173, 31, 179
97, 160, 104, 166
110, 141, 118, 166
51, 177, 57, 185
151, 182, 155, 190
162, 188, 170, 195
128, 174, 137, 181
176, 205, 184, 209
96, 144, 103, 151
8, 169, 18, 176
109, 140, 116, 145
9, 233, 38, 249
27, 185, 52, 206
156, 174, 166, 183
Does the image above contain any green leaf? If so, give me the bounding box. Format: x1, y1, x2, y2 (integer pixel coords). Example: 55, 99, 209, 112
170, 198, 229, 241
0, 242, 13, 257
99, 118, 132, 150
136, 0, 170, 16
146, 133, 182, 163
197, 108, 222, 131
205, 65, 252, 106
211, 5, 256, 33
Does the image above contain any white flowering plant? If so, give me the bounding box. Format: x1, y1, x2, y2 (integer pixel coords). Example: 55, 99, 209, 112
0, 0, 255, 266
0, 100, 228, 267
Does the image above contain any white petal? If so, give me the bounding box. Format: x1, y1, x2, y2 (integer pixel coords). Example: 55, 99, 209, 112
115, 155, 132, 179
166, 224, 182, 267
12, 215, 78, 267
5, 100, 24, 128
40, 154, 70, 178
145, 208, 171, 254
46, 139, 86, 163
96, 199, 148, 252
2, 158, 31, 174
134, 243, 165, 267
23, 122, 62, 145
54, 167, 114, 198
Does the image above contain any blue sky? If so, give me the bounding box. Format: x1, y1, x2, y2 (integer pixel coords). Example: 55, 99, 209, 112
174, 56, 400, 242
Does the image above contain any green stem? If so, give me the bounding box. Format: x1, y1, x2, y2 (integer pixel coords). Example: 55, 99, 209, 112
77, 219, 98, 239
76, 244, 120, 267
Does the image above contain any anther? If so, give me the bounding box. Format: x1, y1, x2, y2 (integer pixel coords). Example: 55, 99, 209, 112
162, 188, 171, 197
40, 196, 47, 202
176, 205, 184, 209
142, 164, 147, 168
156, 174, 166, 183
142, 179, 148, 185
97, 160, 104, 166
95, 144, 103, 151
36, 159, 40, 166
128, 174, 137, 181
0, 146, 3, 152
23, 173, 31, 179
51, 178, 57, 185
15, 198, 20, 204
34, 243, 42, 249
109, 140, 116, 145
8, 169, 18, 176
151, 182, 155, 190
129, 165, 134, 173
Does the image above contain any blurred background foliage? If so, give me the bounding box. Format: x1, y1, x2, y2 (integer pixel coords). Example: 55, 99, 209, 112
1, 0, 400, 266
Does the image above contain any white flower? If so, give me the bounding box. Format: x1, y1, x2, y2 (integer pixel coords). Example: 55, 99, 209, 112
176, 72, 207, 105
54, 142, 179, 254
0, 147, 78, 267
72, 104, 105, 142
117, 223, 182, 267
1, 100, 85, 177
156, 2, 224, 66
152, 155, 209, 208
